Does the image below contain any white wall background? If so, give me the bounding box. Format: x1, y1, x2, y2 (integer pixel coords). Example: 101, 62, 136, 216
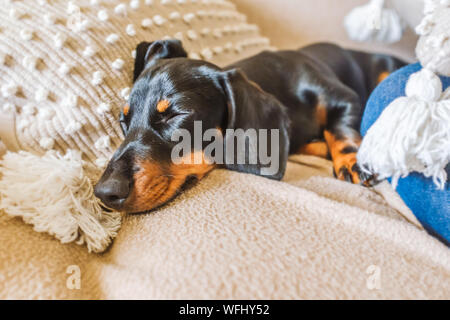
232, 0, 422, 61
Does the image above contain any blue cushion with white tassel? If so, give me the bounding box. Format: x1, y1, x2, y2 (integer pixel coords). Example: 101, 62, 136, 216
361, 63, 450, 245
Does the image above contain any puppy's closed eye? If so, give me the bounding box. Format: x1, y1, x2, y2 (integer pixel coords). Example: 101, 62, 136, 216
153, 111, 190, 131
164, 113, 186, 125
153, 112, 190, 141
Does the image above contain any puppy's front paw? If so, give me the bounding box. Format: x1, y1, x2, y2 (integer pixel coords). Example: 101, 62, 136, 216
324, 130, 377, 186
332, 153, 374, 186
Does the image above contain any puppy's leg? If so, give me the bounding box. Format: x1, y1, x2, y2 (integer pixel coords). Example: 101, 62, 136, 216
324, 129, 363, 184
310, 79, 371, 184
298, 141, 329, 159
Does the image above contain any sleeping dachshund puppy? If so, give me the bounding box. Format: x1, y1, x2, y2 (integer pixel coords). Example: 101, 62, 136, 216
94, 40, 406, 213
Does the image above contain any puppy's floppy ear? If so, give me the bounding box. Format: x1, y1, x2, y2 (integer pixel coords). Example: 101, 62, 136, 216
133, 39, 188, 82
219, 69, 291, 180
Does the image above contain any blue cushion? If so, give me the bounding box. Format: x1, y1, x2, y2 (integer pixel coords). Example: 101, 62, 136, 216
361, 63, 450, 245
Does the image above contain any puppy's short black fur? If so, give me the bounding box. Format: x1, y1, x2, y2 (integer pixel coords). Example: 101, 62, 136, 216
95, 40, 406, 213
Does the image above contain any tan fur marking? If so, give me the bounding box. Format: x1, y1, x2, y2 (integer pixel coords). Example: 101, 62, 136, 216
171, 151, 216, 176
157, 99, 170, 113
316, 103, 328, 127
126, 152, 215, 212
298, 141, 329, 158
123, 104, 130, 116
377, 71, 390, 84
324, 130, 361, 183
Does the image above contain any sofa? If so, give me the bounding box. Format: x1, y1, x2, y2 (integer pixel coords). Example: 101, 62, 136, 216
1, 0, 449, 300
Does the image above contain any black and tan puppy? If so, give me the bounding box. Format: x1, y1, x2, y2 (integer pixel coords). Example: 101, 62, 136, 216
94, 40, 405, 213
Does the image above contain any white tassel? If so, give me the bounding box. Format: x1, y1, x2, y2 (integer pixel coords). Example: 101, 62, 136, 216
357, 68, 450, 190
0, 150, 121, 253
344, 0, 404, 43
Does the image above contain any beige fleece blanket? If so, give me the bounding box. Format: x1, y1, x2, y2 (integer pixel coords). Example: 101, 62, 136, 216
0, 155, 449, 299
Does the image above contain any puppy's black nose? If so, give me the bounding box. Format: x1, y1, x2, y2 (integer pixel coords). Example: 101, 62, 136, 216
94, 177, 130, 211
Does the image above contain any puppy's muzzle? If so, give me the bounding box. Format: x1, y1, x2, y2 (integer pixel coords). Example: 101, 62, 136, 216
94, 168, 130, 211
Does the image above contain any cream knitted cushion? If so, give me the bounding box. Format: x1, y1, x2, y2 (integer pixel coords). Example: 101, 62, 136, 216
0, 0, 271, 166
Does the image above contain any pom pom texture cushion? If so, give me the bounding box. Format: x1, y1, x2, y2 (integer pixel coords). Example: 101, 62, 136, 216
361, 63, 450, 245
0, 0, 271, 166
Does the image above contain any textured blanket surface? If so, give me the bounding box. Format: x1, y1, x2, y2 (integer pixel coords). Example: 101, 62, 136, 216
1, 155, 449, 299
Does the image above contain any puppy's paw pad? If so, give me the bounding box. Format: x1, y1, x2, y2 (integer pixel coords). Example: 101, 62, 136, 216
353, 163, 381, 187
333, 154, 366, 185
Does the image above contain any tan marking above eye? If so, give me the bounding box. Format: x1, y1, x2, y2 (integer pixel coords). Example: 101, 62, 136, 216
123, 104, 130, 116
157, 99, 170, 113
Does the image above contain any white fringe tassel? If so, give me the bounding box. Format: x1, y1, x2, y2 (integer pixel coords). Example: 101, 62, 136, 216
357, 68, 450, 190
0, 150, 121, 253
344, 0, 404, 43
